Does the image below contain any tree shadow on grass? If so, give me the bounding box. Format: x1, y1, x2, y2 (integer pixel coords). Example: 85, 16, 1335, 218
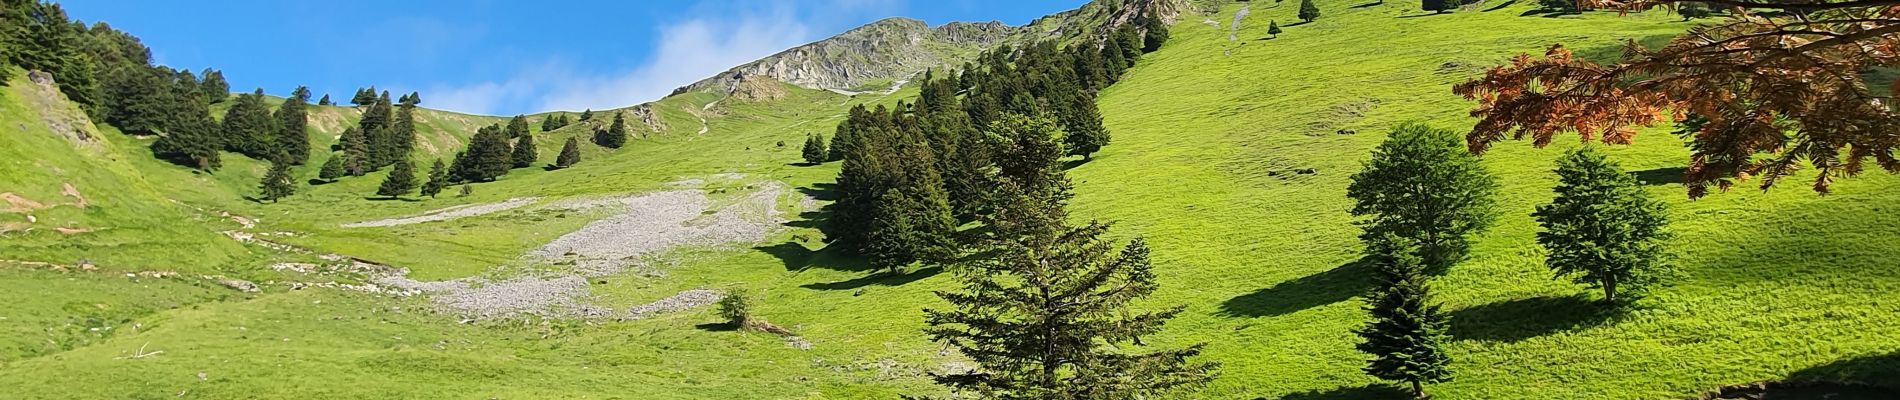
755, 241, 874, 274
1699, 351, 1900, 398
1446, 294, 1617, 343
1351, 1, 1384, 8
1631, 166, 1685, 186
801, 266, 945, 291
362, 196, 422, 202
694, 322, 738, 332
1062, 157, 1094, 171
1482, 0, 1518, 11
798, 182, 839, 201
1278, 383, 1411, 400
1286, 20, 1314, 27
1218, 258, 1374, 317
1786, 350, 1900, 388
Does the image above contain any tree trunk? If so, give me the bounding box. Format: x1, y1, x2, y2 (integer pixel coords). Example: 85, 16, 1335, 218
1604, 277, 1617, 304
1411, 380, 1424, 398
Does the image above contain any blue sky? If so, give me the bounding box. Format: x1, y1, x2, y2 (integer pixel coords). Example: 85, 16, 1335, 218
58, 0, 1080, 116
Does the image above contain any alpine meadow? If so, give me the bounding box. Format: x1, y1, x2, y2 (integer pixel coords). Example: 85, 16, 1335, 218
4, 0, 1900, 399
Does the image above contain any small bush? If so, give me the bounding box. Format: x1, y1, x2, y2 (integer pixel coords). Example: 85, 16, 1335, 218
718, 290, 753, 327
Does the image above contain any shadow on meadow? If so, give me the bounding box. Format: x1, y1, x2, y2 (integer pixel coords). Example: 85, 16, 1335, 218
1219, 257, 1375, 317
1699, 351, 1900, 399
1631, 166, 1686, 186
1274, 383, 1410, 400
1446, 294, 1617, 343
801, 266, 945, 291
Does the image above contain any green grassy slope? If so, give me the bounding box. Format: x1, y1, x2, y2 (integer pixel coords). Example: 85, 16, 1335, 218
4, 1, 1899, 399
1073, 1, 1900, 398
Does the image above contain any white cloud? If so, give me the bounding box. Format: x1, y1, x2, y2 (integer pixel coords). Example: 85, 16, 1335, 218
424, 0, 904, 116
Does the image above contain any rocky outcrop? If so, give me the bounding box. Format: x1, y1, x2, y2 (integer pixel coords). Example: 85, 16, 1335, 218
674, 18, 1021, 95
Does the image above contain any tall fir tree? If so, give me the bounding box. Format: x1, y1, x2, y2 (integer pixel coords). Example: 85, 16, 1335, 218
924, 163, 1214, 398
357, 91, 394, 167
460, 124, 513, 182
597, 111, 629, 148
376, 158, 418, 198
341, 127, 369, 176
258, 160, 295, 203
801, 133, 828, 164
555, 137, 582, 168
511, 130, 536, 168
421, 158, 449, 198
505, 114, 531, 138
1355, 234, 1453, 398
1059, 91, 1110, 160
199, 68, 227, 103
1141, 16, 1170, 52
317, 94, 331, 106
578, 108, 594, 122
1534, 147, 1673, 304
390, 97, 417, 164
219, 89, 280, 160
1299, 0, 1323, 22
542, 113, 568, 131
274, 86, 311, 165
1268, 20, 1283, 38
152, 109, 222, 171
1346, 123, 1498, 274
351, 86, 375, 106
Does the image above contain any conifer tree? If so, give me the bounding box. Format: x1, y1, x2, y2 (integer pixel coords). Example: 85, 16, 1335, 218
341, 127, 369, 176
200, 68, 228, 103
511, 130, 536, 168
460, 124, 512, 182
318, 154, 344, 182
421, 158, 448, 198
924, 170, 1215, 397
597, 112, 629, 148
541, 113, 566, 131
1356, 234, 1453, 398
152, 112, 223, 171
801, 133, 828, 164
351, 87, 375, 106
1299, 0, 1323, 22
505, 114, 530, 138
1347, 123, 1497, 274
376, 158, 418, 199
403, 91, 421, 106
1425, 0, 1459, 13
555, 137, 581, 168
1060, 92, 1110, 160
390, 97, 417, 161
275, 86, 311, 165
1534, 147, 1672, 304
1268, 20, 1283, 38
258, 160, 295, 203
1141, 16, 1169, 53
358, 91, 394, 167
579, 108, 594, 122
219, 89, 280, 160
317, 94, 331, 106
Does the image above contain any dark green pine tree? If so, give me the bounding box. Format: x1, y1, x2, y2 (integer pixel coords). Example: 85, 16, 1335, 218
555, 137, 582, 169
1346, 123, 1498, 274
403, 91, 421, 106
219, 89, 280, 160
862, 138, 958, 275
1534, 146, 1673, 304
152, 110, 222, 172
504, 114, 531, 138
389, 99, 418, 163
100, 66, 171, 135
511, 130, 536, 168
1060, 92, 1110, 160
274, 86, 311, 165
924, 185, 1215, 398
200, 68, 228, 103
1268, 20, 1283, 38
801, 133, 828, 164
421, 158, 449, 198
1299, 0, 1323, 22
341, 127, 369, 176
578, 108, 594, 122
317, 94, 332, 106
258, 160, 296, 203
318, 154, 345, 182
1141, 16, 1169, 53
1114, 24, 1144, 62
351, 87, 375, 106
541, 113, 565, 131
597, 112, 629, 148
826, 107, 860, 161
1356, 234, 1453, 398
461, 124, 513, 182
376, 158, 418, 199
